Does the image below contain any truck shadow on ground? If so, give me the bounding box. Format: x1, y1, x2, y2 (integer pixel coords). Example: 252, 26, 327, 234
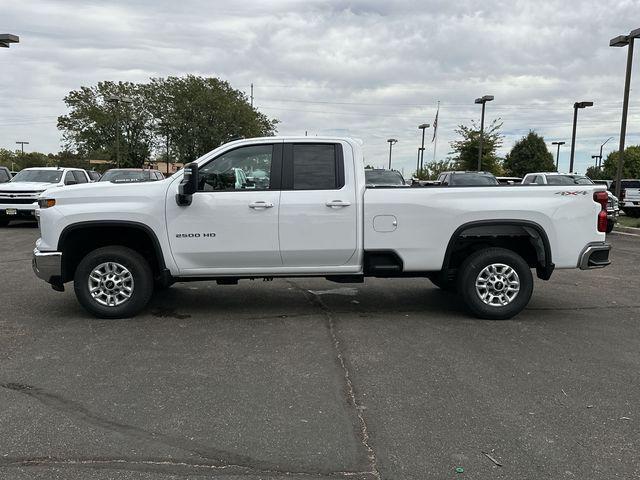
145, 279, 468, 323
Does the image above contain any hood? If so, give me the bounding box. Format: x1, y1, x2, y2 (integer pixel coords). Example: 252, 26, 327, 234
0, 181, 60, 192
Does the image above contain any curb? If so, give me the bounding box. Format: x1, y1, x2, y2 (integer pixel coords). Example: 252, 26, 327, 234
614, 225, 640, 235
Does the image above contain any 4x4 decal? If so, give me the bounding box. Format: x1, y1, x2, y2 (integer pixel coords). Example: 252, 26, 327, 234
555, 191, 588, 196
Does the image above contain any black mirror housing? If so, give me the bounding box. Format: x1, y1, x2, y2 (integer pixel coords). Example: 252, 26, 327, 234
176, 162, 198, 206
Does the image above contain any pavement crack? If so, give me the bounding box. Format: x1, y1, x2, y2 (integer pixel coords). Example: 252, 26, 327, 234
0, 456, 375, 479
287, 281, 382, 480
0, 382, 301, 474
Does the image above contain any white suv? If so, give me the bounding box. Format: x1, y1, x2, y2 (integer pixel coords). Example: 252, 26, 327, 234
0, 167, 90, 226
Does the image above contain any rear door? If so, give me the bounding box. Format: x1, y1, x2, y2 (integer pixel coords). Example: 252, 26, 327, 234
278, 142, 357, 267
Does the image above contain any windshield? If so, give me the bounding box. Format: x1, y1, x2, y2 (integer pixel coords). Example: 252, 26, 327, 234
449, 173, 498, 186
365, 170, 405, 186
547, 175, 593, 185
100, 170, 152, 183
11, 170, 63, 183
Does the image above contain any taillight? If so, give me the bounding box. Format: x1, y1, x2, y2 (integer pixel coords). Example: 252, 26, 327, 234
594, 191, 608, 232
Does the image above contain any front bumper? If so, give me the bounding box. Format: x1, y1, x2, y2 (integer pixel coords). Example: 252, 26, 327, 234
32, 248, 63, 286
0, 202, 38, 219
578, 243, 611, 270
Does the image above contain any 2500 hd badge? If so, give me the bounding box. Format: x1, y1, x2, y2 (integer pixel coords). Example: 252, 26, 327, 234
175, 232, 216, 238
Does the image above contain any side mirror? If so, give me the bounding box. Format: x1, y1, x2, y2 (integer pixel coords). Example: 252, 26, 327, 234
176, 162, 198, 206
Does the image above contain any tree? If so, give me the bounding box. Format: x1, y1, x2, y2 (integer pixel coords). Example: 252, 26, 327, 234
58, 81, 154, 168
503, 131, 555, 177
585, 165, 607, 180
57, 75, 278, 168
450, 119, 504, 175
600, 146, 640, 179
144, 75, 278, 164
414, 159, 455, 180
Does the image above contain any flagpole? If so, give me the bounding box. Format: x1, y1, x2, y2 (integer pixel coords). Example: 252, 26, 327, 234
432, 101, 440, 162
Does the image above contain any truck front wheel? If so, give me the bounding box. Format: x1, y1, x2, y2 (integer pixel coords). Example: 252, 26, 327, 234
73, 246, 154, 319
457, 248, 533, 320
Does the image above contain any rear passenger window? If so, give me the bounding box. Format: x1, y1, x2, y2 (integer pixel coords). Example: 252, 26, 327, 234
292, 144, 340, 190
72, 171, 88, 183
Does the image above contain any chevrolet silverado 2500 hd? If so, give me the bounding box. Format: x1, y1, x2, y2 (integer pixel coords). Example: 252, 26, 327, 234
33, 137, 611, 320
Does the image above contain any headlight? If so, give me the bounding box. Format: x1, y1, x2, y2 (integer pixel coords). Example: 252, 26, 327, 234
38, 198, 56, 208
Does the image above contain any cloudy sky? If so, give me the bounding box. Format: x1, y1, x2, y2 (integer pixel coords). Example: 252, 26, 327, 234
1, 0, 639, 175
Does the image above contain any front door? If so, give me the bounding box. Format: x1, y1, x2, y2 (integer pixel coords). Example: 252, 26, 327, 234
167, 143, 283, 273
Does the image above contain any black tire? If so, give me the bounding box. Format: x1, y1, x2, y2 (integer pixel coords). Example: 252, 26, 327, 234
624, 208, 640, 218
73, 246, 154, 319
606, 220, 615, 234
429, 272, 456, 292
0, 218, 10, 227
457, 247, 533, 320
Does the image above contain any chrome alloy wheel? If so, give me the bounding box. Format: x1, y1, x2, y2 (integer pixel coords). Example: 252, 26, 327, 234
88, 262, 134, 307
475, 263, 520, 307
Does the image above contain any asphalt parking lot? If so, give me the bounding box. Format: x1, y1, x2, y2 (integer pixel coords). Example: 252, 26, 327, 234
1, 222, 639, 480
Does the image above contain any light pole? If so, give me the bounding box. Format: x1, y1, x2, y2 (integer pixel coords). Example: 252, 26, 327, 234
15, 141, 29, 157
610, 28, 640, 198
416, 147, 422, 175
474, 95, 494, 171
591, 154, 601, 169
551, 141, 565, 171
106, 95, 133, 168
387, 139, 398, 170
597, 136, 614, 169
0, 34, 19, 48
569, 101, 593, 173
418, 123, 430, 172
159, 121, 171, 175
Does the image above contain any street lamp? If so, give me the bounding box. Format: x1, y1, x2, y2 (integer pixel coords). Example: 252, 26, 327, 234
418, 123, 430, 172
597, 136, 614, 169
569, 101, 593, 173
474, 95, 494, 171
106, 95, 133, 168
610, 27, 640, 198
159, 121, 171, 175
15, 141, 29, 157
387, 138, 398, 170
551, 141, 565, 171
0, 34, 19, 49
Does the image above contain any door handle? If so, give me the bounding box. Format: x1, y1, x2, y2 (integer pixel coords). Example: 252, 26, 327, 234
248, 201, 274, 209
326, 200, 351, 208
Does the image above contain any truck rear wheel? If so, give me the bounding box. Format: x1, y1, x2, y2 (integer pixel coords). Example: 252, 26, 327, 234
457, 247, 533, 320
73, 246, 154, 319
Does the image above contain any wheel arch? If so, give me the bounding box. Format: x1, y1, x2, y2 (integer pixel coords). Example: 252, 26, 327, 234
442, 220, 554, 280
57, 220, 167, 282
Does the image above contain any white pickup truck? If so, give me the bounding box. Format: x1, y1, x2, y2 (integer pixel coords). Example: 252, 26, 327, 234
0, 167, 91, 226
33, 137, 611, 320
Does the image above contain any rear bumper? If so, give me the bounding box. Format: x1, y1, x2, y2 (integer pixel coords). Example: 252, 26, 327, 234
578, 243, 611, 270
32, 248, 62, 285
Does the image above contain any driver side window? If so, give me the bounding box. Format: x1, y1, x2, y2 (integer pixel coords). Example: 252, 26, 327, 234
64, 171, 75, 185
198, 144, 273, 192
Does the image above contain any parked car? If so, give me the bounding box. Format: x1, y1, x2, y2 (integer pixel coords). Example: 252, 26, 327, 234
615, 179, 640, 217
87, 170, 102, 182
437, 171, 499, 186
523, 173, 619, 233
496, 176, 522, 185
0, 167, 90, 226
365, 169, 407, 187
99, 168, 165, 183
0, 167, 11, 183
33, 137, 611, 321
